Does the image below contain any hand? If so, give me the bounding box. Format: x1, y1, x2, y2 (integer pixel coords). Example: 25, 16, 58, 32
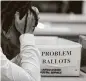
15, 6, 39, 34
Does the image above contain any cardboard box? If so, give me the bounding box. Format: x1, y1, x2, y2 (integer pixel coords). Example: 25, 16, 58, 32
79, 35, 86, 66
35, 36, 82, 76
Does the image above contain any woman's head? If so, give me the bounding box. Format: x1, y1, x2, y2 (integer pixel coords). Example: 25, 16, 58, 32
1, 1, 39, 59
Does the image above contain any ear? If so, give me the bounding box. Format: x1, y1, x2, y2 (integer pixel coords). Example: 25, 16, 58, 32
15, 12, 20, 22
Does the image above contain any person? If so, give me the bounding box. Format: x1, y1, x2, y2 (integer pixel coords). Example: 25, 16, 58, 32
1, 1, 40, 81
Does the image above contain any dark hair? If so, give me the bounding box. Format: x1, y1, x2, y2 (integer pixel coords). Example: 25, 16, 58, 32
1, 1, 38, 59
1, 1, 38, 32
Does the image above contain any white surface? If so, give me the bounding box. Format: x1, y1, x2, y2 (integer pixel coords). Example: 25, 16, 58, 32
41, 72, 86, 81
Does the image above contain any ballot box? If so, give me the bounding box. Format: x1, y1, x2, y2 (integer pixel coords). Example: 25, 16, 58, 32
35, 36, 82, 76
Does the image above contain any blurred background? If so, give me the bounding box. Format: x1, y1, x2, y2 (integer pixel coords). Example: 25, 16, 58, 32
32, 0, 86, 41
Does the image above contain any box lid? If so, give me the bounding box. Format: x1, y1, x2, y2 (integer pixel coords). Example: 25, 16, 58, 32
35, 36, 82, 48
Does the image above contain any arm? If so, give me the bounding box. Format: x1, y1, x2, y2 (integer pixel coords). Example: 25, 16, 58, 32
19, 33, 41, 81
10, 33, 41, 81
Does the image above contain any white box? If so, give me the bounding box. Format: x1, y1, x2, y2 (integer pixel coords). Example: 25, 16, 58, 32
35, 36, 82, 76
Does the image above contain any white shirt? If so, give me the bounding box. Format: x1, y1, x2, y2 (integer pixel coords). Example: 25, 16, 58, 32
0, 33, 41, 81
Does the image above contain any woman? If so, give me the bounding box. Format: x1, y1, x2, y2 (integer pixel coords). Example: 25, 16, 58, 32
1, 1, 40, 81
